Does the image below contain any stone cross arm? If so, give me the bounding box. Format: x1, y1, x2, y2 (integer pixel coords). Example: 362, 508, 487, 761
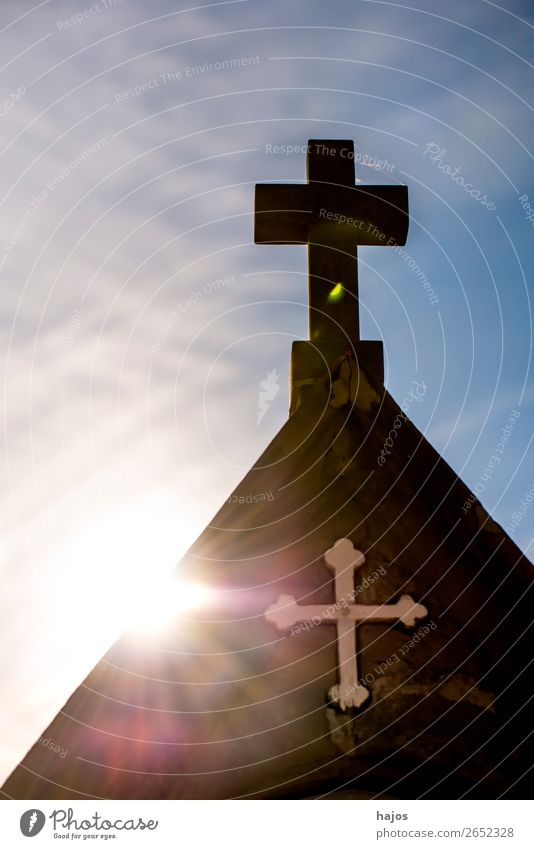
255, 183, 409, 246
265, 593, 427, 631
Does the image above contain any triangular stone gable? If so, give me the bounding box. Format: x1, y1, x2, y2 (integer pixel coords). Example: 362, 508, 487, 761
3, 352, 533, 800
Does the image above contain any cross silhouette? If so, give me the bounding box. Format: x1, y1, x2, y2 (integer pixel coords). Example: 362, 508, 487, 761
265, 538, 427, 711
255, 140, 409, 345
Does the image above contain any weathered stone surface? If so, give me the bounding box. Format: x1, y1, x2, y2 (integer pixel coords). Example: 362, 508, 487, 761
2, 349, 532, 800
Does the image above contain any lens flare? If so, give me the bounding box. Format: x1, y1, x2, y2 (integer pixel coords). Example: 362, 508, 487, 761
328, 282, 344, 302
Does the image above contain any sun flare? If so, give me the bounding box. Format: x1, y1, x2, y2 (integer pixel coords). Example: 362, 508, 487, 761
50, 493, 210, 668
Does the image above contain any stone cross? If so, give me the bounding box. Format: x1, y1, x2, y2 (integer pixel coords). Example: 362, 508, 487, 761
265, 538, 427, 711
255, 140, 409, 345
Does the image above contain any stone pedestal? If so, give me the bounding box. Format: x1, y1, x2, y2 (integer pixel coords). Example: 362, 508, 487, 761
290, 339, 384, 413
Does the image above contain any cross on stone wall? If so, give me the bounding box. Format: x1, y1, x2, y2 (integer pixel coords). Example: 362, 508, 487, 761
255, 140, 409, 346
265, 538, 427, 711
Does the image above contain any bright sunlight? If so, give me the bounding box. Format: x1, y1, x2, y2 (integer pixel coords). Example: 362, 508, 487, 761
50, 491, 211, 671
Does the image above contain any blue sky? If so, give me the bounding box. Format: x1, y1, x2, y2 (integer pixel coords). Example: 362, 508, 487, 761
0, 0, 533, 784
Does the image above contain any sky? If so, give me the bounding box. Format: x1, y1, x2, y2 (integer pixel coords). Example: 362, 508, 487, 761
0, 0, 533, 785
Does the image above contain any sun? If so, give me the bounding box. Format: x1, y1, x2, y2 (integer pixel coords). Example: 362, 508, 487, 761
122, 572, 213, 635
49, 492, 212, 669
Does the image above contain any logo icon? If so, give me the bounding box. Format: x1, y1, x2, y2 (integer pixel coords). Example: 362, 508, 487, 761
20, 810, 46, 837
